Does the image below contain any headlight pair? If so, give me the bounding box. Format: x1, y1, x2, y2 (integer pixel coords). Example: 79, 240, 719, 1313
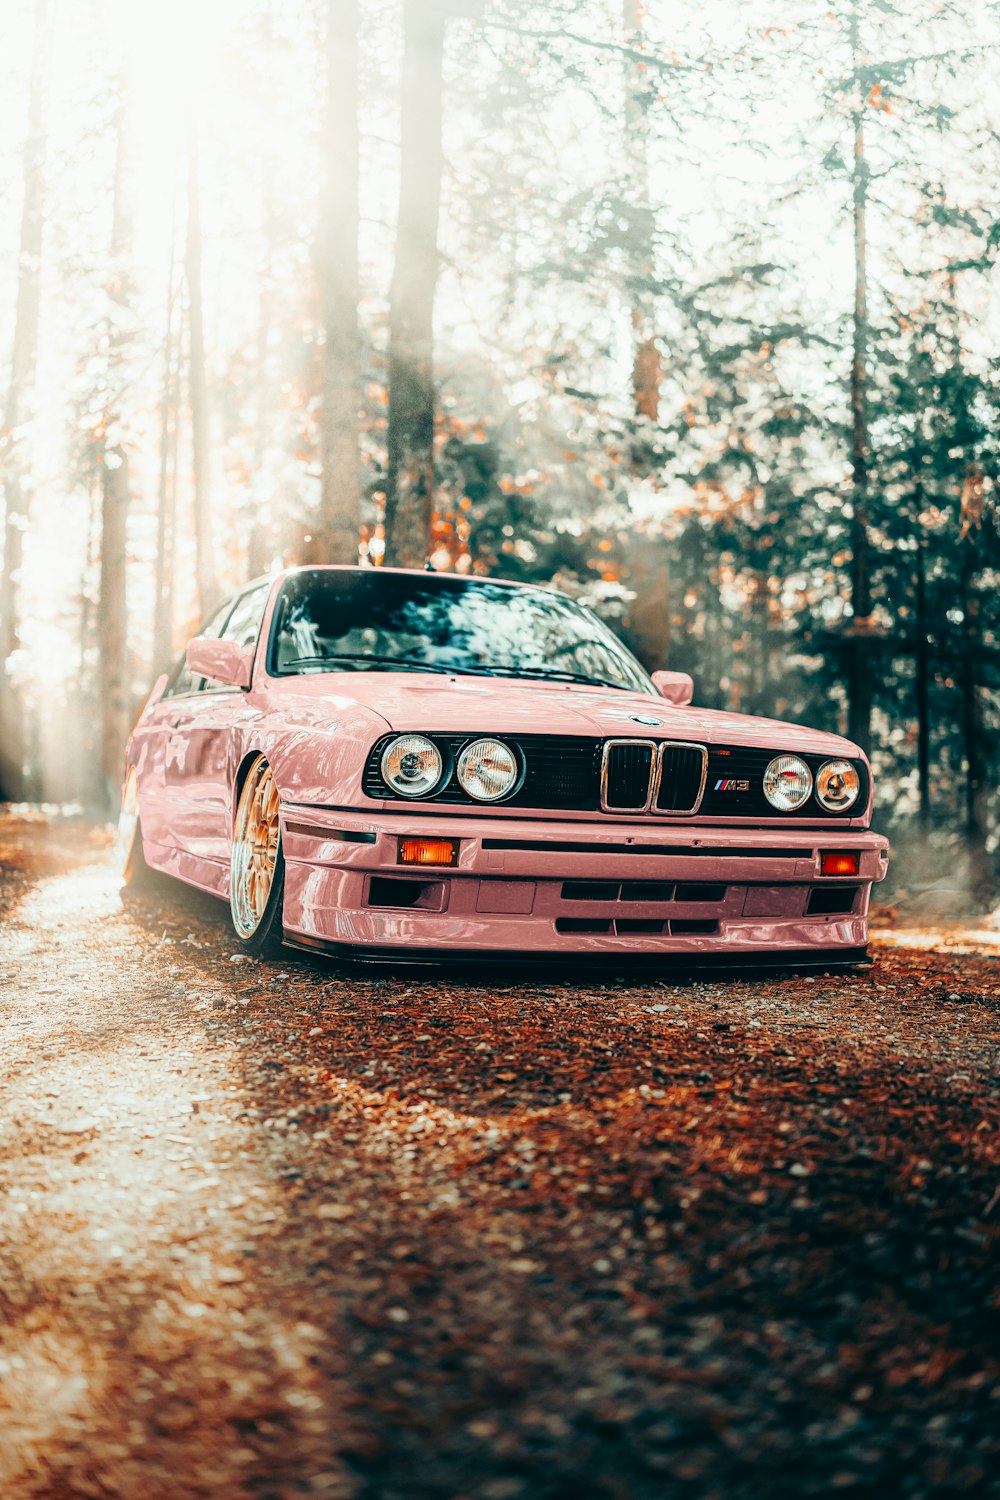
763, 755, 860, 813
379, 734, 519, 802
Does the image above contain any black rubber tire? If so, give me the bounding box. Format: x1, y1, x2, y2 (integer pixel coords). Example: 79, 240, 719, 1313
233, 843, 287, 958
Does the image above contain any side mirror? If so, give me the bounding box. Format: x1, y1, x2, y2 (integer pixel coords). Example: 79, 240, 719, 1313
651, 670, 694, 707
186, 636, 253, 689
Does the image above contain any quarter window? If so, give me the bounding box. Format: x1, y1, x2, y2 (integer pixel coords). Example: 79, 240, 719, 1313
220, 584, 271, 653
163, 599, 233, 698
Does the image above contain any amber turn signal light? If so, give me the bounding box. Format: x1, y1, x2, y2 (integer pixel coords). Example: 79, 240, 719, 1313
820, 851, 860, 877
398, 837, 459, 867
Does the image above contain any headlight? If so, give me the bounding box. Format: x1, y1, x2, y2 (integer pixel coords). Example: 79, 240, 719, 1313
815, 758, 860, 812
763, 754, 813, 811
456, 738, 519, 801
380, 734, 444, 798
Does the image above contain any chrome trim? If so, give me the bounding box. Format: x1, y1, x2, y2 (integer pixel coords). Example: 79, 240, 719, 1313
600, 739, 657, 812
650, 741, 709, 817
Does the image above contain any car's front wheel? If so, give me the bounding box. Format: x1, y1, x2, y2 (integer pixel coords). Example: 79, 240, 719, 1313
230, 754, 285, 957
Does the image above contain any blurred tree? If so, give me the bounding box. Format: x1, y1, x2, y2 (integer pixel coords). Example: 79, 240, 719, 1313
384, 0, 449, 567
845, 0, 874, 753
317, 0, 361, 564
0, 0, 47, 800
620, 0, 669, 670
622, 0, 661, 429
185, 122, 218, 616
0, 0, 996, 899
152, 224, 181, 673
879, 266, 1000, 895
248, 0, 282, 579
957, 466, 993, 903
385, 0, 484, 567
96, 85, 134, 810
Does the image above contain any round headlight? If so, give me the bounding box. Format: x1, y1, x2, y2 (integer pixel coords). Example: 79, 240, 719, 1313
380, 734, 444, 798
763, 754, 813, 812
815, 758, 860, 812
456, 738, 519, 802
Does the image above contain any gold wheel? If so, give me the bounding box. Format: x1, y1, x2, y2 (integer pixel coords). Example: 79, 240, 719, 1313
231, 757, 281, 940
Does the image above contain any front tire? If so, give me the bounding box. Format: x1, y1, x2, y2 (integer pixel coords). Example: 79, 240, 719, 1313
230, 755, 285, 957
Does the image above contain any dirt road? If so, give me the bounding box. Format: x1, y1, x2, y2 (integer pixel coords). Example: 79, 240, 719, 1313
1, 811, 998, 1499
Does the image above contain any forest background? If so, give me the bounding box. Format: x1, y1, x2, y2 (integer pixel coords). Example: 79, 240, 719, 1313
1, 0, 998, 903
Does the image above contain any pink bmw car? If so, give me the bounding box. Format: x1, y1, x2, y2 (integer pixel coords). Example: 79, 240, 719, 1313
118, 566, 888, 967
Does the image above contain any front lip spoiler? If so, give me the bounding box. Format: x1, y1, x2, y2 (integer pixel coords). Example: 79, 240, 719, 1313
279, 932, 873, 977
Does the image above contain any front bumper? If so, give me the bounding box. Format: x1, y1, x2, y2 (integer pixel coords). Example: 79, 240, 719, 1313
279, 806, 889, 959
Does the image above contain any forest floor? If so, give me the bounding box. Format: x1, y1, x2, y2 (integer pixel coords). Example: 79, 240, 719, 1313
0, 810, 998, 1500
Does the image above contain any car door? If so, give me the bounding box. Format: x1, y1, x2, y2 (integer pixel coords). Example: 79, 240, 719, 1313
139, 599, 233, 851
165, 583, 272, 871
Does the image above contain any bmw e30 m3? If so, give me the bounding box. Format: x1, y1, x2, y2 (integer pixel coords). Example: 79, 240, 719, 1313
118, 566, 888, 965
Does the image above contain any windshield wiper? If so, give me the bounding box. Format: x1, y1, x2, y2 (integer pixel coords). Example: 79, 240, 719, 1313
282, 653, 481, 676
281, 655, 630, 690
480, 665, 629, 691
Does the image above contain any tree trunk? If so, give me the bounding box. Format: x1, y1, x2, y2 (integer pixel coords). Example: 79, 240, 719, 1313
0, 0, 47, 801
97, 89, 133, 812
622, 0, 661, 426
750, 567, 770, 716
958, 506, 992, 904
153, 226, 180, 672
914, 537, 930, 827
318, 0, 361, 564
185, 127, 217, 615
250, 7, 279, 580
384, 0, 447, 569
248, 224, 274, 578
847, 5, 873, 752
627, 550, 671, 671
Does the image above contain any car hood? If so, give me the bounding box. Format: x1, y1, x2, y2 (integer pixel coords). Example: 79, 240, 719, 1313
263, 671, 861, 758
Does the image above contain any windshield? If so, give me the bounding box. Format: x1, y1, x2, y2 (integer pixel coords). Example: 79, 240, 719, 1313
267, 569, 653, 693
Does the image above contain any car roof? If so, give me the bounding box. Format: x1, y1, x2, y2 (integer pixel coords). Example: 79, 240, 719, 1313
270, 564, 547, 594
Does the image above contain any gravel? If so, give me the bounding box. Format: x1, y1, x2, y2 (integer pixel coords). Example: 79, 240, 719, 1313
1, 811, 997, 1499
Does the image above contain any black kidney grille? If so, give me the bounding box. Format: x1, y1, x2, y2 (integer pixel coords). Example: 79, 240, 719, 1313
362, 733, 866, 818
604, 741, 655, 809
656, 744, 707, 812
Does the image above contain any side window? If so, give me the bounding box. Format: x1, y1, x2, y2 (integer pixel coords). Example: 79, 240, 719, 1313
220, 584, 271, 653
163, 599, 233, 699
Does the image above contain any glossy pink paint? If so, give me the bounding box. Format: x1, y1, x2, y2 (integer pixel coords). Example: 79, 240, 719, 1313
124, 566, 889, 959
650, 670, 694, 706
185, 636, 253, 689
